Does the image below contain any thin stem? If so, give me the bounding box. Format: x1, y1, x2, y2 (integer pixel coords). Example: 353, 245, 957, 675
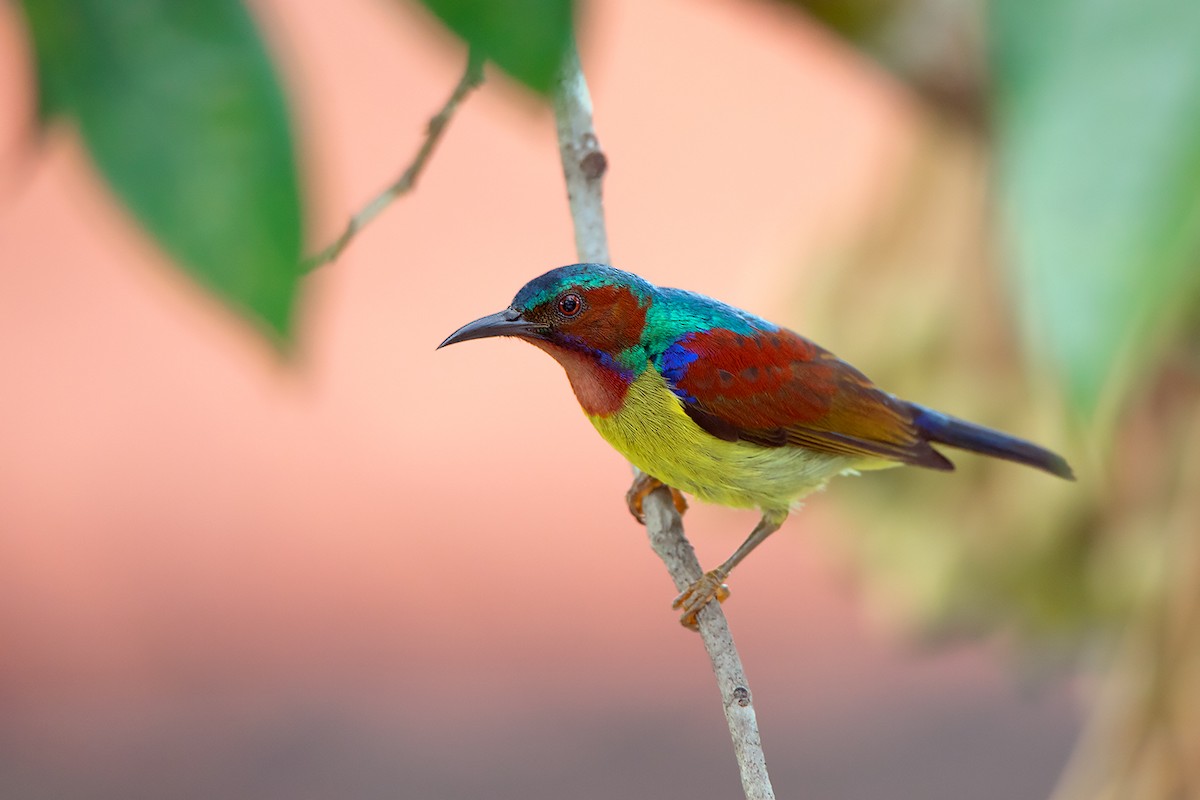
550, 41, 776, 800
305, 51, 485, 272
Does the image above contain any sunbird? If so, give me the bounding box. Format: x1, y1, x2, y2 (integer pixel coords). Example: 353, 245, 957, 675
440, 264, 1074, 629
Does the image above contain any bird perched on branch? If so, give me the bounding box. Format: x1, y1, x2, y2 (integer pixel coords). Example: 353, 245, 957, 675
439, 264, 1074, 629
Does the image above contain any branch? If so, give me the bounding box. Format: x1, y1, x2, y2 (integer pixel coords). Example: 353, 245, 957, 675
551, 47, 610, 265
305, 51, 485, 272
551, 43, 777, 800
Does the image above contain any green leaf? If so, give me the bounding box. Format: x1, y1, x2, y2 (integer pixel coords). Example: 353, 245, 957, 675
19, 0, 304, 340
417, 0, 574, 94
991, 0, 1200, 415
770, 0, 894, 44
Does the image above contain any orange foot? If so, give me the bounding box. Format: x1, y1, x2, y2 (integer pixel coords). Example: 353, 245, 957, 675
672, 570, 731, 630
625, 473, 688, 524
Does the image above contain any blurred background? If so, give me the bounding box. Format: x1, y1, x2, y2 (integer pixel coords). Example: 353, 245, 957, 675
2, 0, 1197, 798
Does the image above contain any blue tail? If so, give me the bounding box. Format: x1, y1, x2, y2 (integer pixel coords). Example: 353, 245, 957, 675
908, 403, 1075, 480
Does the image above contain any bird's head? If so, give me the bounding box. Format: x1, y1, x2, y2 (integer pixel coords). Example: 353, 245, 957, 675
439, 264, 653, 364
439, 265, 656, 414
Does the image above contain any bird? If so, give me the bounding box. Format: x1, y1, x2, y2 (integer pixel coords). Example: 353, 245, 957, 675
439, 264, 1075, 629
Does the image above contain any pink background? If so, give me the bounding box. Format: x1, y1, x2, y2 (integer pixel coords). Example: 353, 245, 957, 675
0, 0, 1077, 797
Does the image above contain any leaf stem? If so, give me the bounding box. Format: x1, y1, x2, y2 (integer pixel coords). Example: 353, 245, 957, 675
304, 50, 484, 271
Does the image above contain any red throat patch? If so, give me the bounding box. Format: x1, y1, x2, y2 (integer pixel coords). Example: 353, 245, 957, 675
529, 340, 630, 416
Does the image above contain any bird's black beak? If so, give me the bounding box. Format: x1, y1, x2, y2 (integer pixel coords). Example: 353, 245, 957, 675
437, 308, 549, 349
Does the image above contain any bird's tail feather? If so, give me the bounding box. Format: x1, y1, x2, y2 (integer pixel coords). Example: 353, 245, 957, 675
908, 403, 1075, 480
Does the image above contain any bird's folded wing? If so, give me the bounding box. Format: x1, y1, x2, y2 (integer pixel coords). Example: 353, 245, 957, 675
657, 328, 953, 470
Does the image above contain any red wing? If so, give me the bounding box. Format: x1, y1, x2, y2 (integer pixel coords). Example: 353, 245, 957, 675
660, 328, 952, 470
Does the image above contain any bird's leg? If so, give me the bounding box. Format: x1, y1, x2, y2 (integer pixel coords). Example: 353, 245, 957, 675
626, 472, 688, 524
673, 510, 788, 630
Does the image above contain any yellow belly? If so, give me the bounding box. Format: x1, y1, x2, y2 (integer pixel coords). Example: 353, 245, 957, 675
587, 367, 864, 514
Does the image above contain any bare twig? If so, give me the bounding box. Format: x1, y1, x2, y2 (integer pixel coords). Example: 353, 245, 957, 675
305, 51, 485, 271
551, 42, 777, 800
552, 46, 610, 265
642, 495, 777, 800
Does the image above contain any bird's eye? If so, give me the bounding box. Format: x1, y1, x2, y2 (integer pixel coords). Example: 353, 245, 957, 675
558, 293, 582, 317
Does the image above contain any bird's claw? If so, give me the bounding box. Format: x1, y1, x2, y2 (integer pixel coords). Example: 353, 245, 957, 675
672, 570, 731, 630
626, 473, 688, 524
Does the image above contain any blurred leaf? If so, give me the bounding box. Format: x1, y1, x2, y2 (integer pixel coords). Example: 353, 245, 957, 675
765, 0, 989, 128
19, 0, 304, 340
772, 0, 896, 43
416, 0, 574, 95
991, 0, 1200, 415
791, 131, 1101, 645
